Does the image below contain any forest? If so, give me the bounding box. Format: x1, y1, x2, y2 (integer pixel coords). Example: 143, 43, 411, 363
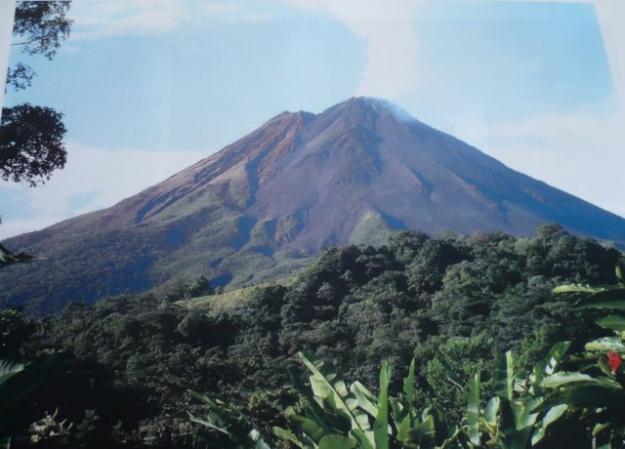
2, 224, 625, 449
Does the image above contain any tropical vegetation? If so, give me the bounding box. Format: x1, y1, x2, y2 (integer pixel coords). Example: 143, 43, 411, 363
0, 226, 624, 448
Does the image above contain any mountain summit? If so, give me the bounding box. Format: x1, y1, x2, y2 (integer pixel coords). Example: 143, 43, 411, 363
3, 97, 625, 312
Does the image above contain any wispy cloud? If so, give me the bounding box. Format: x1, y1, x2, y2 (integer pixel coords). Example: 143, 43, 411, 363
471, 109, 625, 218
283, 0, 624, 110
0, 143, 205, 239
69, 0, 267, 40
463, 0, 625, 219
283, 0, 425, 99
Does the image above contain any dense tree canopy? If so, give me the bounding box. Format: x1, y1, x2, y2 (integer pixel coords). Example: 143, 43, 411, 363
0, 104, 66, 185
0, 227, 621, 448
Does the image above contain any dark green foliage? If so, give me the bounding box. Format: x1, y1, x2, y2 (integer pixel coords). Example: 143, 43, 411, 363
0, 229, 621, 447
0, 104, 67, 186
0, 308, 35, 360
185, 276, 214, 299
2, 1, 71, 191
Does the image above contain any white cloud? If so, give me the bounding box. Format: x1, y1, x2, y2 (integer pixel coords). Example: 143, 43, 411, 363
69, 0, 264, 40
449, 108, 625, 219
454, 0, 625, 219
281, 0, 625, 108
283, 0, 425, 99
0, 143, 205, 239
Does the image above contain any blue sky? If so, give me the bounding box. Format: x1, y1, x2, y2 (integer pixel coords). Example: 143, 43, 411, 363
0, 0, 623, 238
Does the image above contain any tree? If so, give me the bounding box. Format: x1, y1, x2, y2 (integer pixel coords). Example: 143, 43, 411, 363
0, 1, 72, 264
7, 1, 72, 90
0, 103, 66, 185
1, 1, 71, 187
185, 276, 214, 299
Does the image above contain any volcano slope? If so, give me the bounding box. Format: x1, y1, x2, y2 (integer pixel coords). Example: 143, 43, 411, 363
2, 97, 625, 313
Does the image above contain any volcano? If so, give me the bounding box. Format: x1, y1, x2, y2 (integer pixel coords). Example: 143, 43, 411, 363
3, 97, 625, 312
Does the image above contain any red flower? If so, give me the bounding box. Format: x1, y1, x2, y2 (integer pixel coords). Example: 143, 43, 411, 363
607, 351, 622, 373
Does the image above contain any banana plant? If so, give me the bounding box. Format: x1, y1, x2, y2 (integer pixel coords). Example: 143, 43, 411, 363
188, 392, 272, 449
273, 352, 458, 449
542, 260, 625, 449
190, 260, 625, 449
462, 349, 569, 449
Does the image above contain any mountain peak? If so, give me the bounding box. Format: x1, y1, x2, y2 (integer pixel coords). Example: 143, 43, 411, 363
4, 97, 625, 312
327, 96, 417, 124
265, 97, 417, 129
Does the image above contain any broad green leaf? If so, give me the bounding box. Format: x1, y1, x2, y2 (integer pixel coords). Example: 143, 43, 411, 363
592, 423, 613, 449
553, 284, 603, 294
350, 382, 378, 418
291, 414, 326, 442
496, 351, 515, 400
396, 414, 411, 443
564, 385, 625, 408
403, 358, 416, 407
532, 341, 571, 390
541, 372, 597, 388
188, 415, 231, 437
484, 397, 500, 426
616, 260, 625, 286
585, 337, 625, 353
0, 360, 24, 386
355, 412, 371, 431
505, 351, 515, 401
598, 356, 613, 376
578, 290, 625, 310
597, 315, 625, 331
592, 422, 611, 437
580, 300, 625, 311
273, 427, 306, 449
467, 372, 480, 446
250, 429, 273, 449
352, 430, 374, 449
542, 372, 622, 394
510, 399, 540, 431
530, 404, 567, 445
310, 375, 333, 400
318, 435, 357, 449
373, 362, 390, 449
410, 414, 436, 445
346, 398, 358, 411
298, 352, 366, 433
335, 381, 349, 397
319, 435, 358, 449
388, 398, 404, 429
